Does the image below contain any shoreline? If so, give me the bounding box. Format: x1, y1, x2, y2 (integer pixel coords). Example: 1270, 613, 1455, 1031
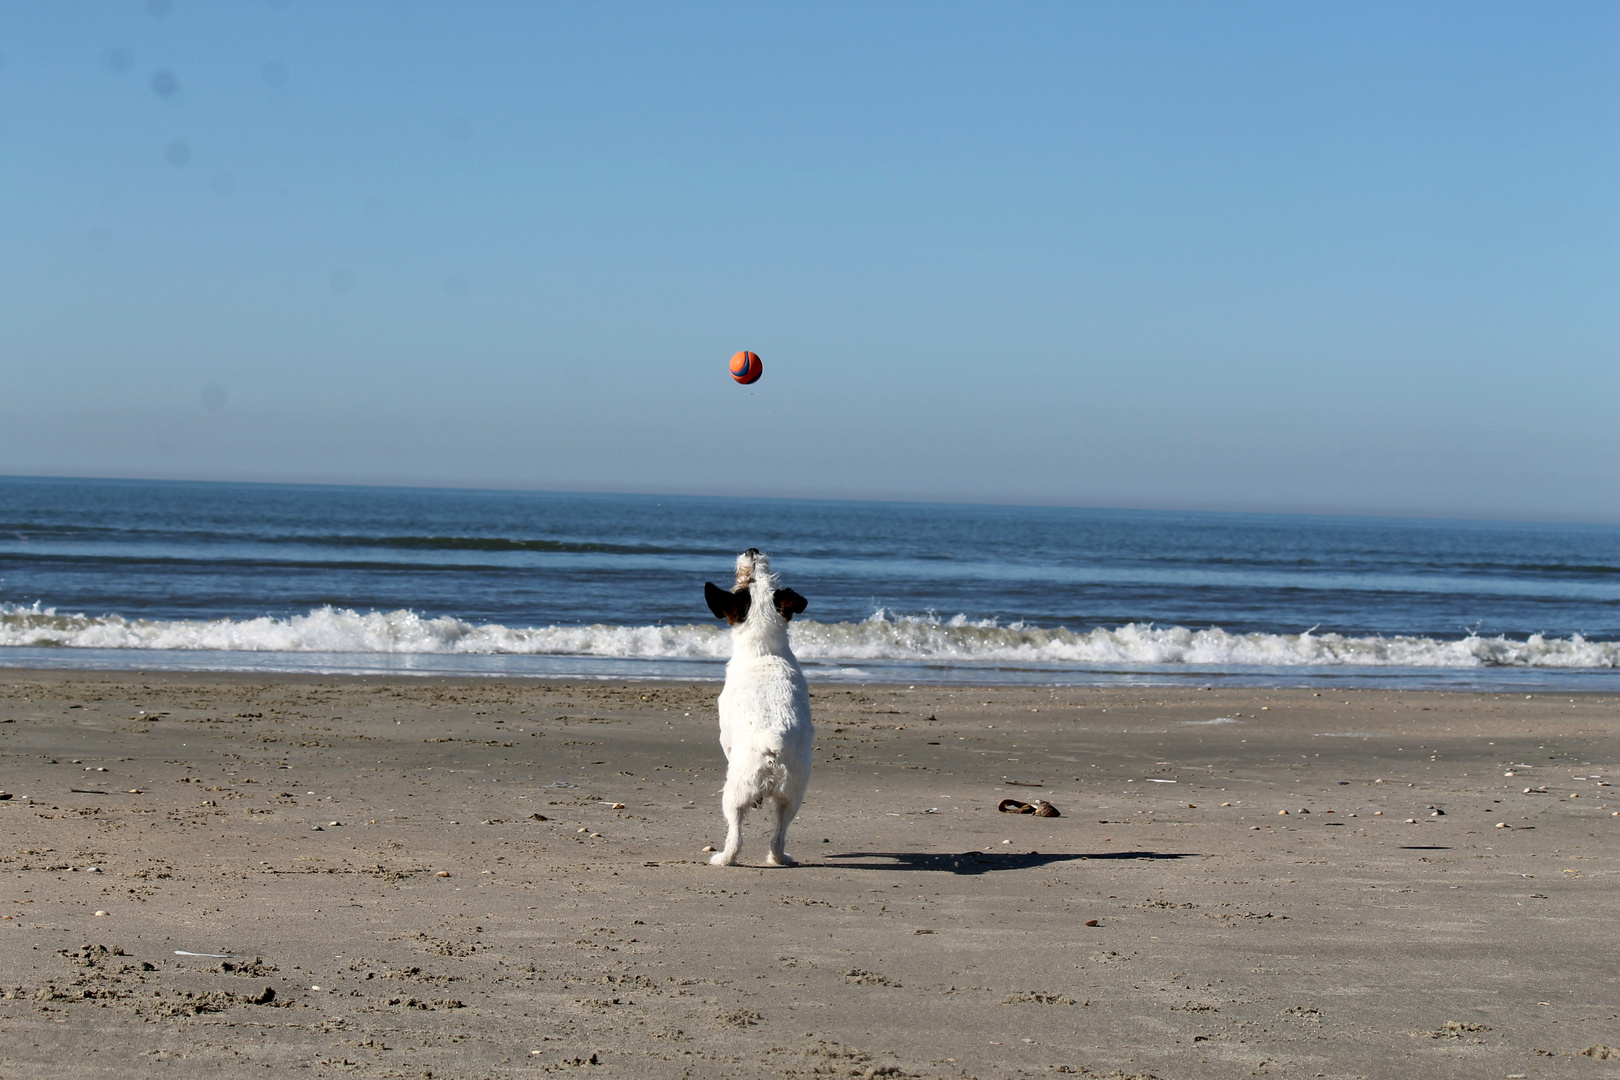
1, 650, 1616, 692
0, 670, 1614, 1078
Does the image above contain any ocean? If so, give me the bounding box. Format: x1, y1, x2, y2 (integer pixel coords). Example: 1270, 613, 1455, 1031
0, 476, 1615, 689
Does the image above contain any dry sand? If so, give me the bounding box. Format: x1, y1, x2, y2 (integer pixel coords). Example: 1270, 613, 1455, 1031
0, 671, 1614, 1080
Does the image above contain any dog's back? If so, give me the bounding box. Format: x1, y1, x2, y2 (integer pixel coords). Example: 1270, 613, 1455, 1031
705, 550, 812, 866
718, 651, 812, 807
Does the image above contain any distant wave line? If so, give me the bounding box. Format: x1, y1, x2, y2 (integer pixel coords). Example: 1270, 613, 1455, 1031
0, 529, 711, 557
0, 552, 655, 576
1, 527, 1614, 579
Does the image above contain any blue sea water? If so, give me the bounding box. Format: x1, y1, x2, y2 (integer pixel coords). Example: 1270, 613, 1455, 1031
0, 476, 1615, 688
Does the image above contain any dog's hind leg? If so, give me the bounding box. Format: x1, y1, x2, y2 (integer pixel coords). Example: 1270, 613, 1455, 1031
710, 787, 748, 867
764, 791, 801, 867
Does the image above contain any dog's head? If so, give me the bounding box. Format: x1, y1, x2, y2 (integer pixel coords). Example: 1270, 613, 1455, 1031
705, 548, 807, 627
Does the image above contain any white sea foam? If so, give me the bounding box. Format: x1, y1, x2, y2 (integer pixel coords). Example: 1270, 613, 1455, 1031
0, 603, 1613, 669
0, 603, 731, 658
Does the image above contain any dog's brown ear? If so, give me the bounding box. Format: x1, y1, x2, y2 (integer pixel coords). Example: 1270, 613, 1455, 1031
705, 582, 752, 625
773, 588, 807, 621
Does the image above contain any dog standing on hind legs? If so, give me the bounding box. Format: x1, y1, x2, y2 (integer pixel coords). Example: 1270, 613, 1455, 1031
703, 549, 811, 867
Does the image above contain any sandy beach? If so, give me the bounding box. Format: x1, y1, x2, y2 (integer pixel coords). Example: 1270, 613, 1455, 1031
0, 671, 1614, 1079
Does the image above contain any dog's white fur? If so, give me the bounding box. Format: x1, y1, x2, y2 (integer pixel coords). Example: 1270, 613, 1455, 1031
710, 550, 812, 867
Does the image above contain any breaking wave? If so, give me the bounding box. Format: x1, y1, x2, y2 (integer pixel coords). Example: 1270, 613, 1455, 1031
0, 603, 1614, 669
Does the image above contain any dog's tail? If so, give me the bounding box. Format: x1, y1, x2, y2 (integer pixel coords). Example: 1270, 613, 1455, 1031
758, 749, 790, 795
742, 747, 791, 805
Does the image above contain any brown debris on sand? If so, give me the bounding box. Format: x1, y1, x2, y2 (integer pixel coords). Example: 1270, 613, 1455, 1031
998, 797, 1060, 817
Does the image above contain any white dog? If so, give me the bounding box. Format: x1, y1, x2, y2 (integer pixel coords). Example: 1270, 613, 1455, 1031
703, 548, 812, 867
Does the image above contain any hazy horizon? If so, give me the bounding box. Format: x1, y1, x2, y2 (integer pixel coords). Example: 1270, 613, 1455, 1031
4, 471, 1616, 528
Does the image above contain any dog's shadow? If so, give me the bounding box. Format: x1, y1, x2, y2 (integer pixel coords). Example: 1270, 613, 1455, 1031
819, 850, 1198, 874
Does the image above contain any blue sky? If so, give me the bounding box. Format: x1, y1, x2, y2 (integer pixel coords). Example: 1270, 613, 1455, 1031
1, 1, 1615, 521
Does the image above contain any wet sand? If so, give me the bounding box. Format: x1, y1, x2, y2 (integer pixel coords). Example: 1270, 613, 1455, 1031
0, 671, 1615, 1079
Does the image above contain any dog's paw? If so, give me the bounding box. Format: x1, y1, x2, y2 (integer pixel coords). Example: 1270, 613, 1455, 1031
709, 850, 736, 867
765, 852, 796, 867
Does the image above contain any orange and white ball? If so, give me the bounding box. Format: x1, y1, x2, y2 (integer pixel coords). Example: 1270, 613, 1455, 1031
729, 350, 762, 384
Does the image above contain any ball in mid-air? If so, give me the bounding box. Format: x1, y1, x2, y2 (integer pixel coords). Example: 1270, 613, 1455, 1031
729, 350, 762, 385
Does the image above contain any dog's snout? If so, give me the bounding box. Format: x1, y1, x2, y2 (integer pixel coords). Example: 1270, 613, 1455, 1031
734, 548, 764, 592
